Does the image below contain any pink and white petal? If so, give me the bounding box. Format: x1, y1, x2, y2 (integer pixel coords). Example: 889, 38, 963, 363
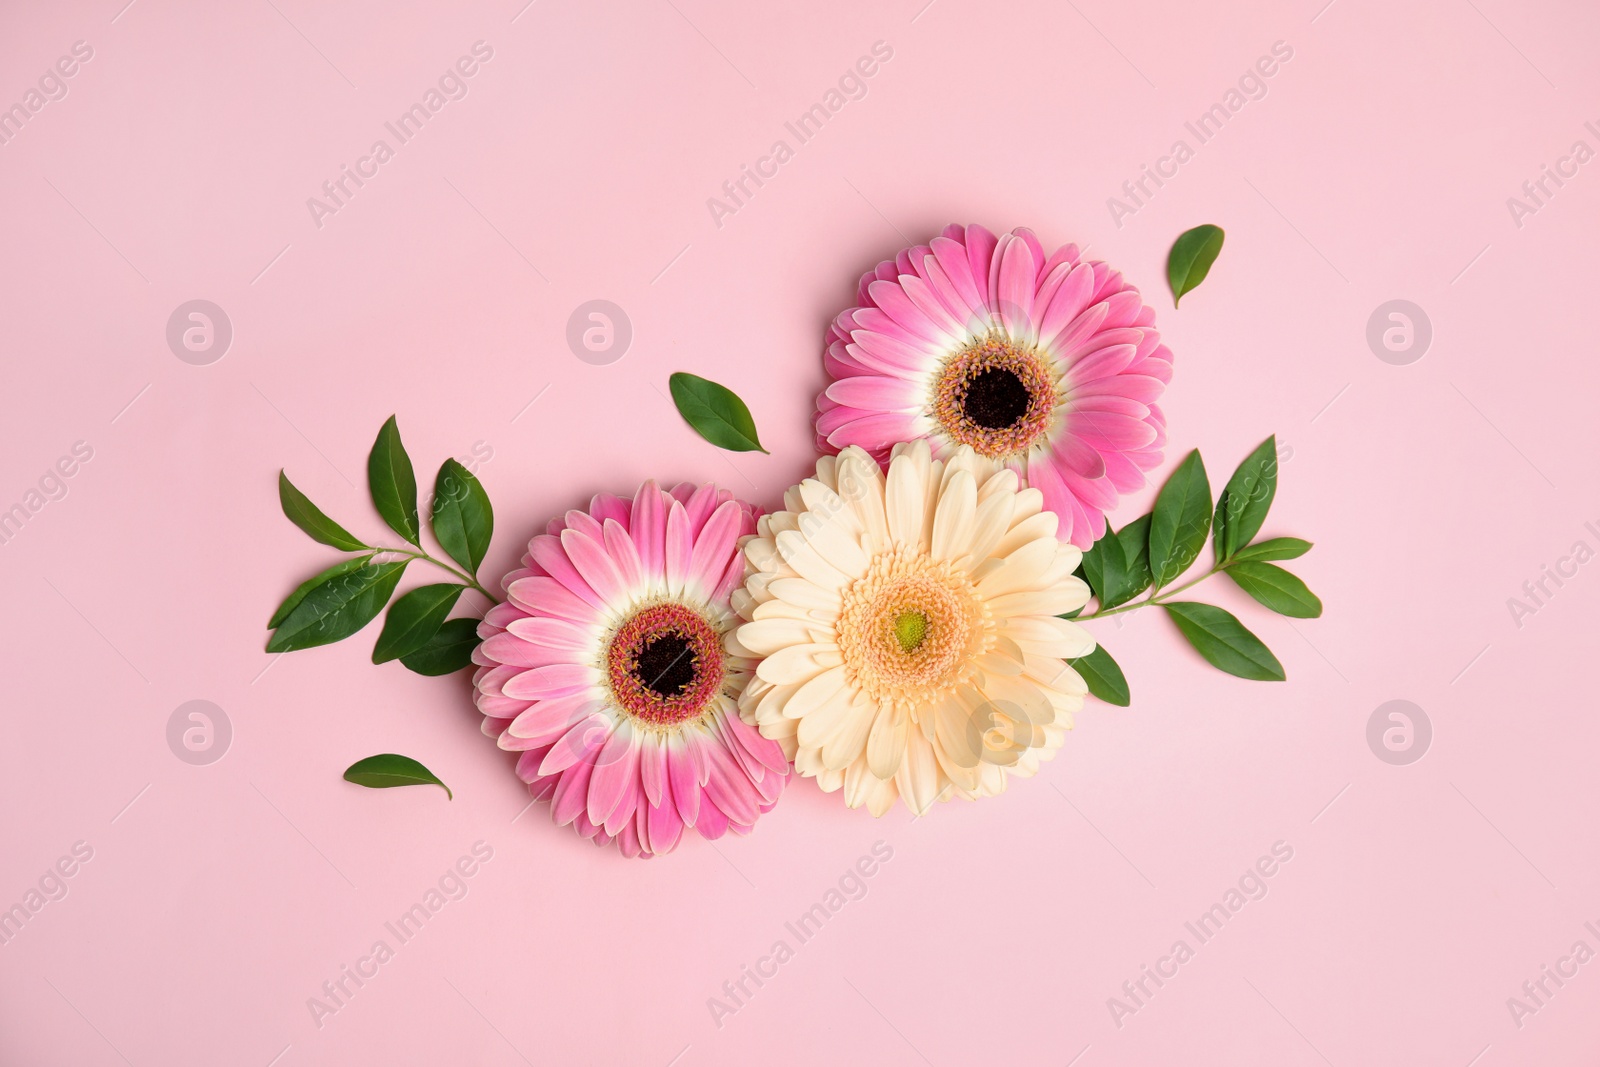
507, 575, 601, 625
663, 500, 693, 597
687, 500, 742, 597
825, 375, 923, 413
528, 535, 605, 611
501, 662, 603, 701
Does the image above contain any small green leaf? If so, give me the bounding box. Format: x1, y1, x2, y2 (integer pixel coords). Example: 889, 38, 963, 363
1163, 602, 1285, 681
343, 754, 452, 799
1226, 562, 1323, 619
372, 583, 465, 664
1148, 451, 1211, 588
1106, 515, 1153, 609
1078, 532, 1127, 608
266, 560, 408, 653
1067, 644, 1131, 707
1213, 436, 1278, 562
668, 372, 767, 453
1230, 537, 1312, 563
430, 459, 494, 574
278, 471, 368, 551
400, 617, 482, 676
368, 416, 420, 545
268, 555, 375, 629
1167, 224, 1225, 307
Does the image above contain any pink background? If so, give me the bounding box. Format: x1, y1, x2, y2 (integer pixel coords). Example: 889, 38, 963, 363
2, 0, 1597, 1063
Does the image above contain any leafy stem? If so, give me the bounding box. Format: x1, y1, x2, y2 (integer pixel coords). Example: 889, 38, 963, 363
366, 544, 501, 604
1078, 564, 1222, 620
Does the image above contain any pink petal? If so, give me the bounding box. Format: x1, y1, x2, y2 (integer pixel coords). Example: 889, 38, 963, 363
528, 535, 604, 610
588, 493, 630, 531
480, 633, 574, 669
995, 234, 1038, 340
602, 519, 644, 592
505, 616, 590, 650
560, 528, 624, 605
549, 753, 598, 825
588, 723, 641, 830
825, 411, 923, 453
507, 575, 600, 624
688, 500, 742, 596
664, 500, 693, 596
501, 662, 601, 700
647, 788, 684, 854
539, 712, 612, 776
825, 375, 921, 412
630, 482, 666, 581
640, 734, 666, 806
667, 738, 701, 826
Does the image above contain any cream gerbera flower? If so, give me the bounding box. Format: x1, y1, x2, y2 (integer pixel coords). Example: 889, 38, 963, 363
729, 439, 1094, 816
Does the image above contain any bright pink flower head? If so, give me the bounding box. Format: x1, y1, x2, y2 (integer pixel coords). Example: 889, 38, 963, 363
473, 482, 787, 858
815, 224, 1172, 548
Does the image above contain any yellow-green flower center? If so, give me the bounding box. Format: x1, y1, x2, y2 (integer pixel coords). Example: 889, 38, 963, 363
893, 610, 929, 653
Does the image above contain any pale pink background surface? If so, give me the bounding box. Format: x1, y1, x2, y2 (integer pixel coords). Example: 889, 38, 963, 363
1, 0, 1597, 1063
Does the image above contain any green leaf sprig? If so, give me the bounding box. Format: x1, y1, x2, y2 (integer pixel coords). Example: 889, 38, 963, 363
669, 372, 768, 453
344, 754, 453, 799
1167, 224, 1225, 307
267, 416, 497, 674
1066, 435, 1321, 698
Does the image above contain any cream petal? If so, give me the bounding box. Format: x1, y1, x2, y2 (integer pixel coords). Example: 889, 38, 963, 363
767, 577, 842, 612
737, 618, 821, 657
837, 451, 890, 551
780, 665, 849, 719
756, 643, 839, 685
796, 685, 858, 749
775, 530, 851, 590
930, 469, 977, 562
866, 702, 909, 780
985, 587, 1087, 618
975, 537, 1057, 599
885, 450, 928, 548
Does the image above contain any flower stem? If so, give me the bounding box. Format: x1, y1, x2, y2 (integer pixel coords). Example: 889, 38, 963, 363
366, 545, 501, 604
1077, 565, 1221, 620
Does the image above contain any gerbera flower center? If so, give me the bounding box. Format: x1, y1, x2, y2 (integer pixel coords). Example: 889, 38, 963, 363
605, 602, 725, 728
836, 546, 991, 716
931, 334, 1059, 459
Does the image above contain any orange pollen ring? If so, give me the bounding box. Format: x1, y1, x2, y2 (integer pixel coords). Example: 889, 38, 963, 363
604, 601, 725, 728
836, 546, 990, 715
931, 334, 1058, 459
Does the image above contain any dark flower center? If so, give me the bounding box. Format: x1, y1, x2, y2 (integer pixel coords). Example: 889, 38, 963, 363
930, 334, 1059, 459
633, 632, 697, 698
961, 367, 1032, 430
605, 602, 726, 728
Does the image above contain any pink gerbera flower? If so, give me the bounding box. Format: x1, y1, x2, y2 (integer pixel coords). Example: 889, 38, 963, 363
815, 224, 1173, 548
473, 482, 788, 858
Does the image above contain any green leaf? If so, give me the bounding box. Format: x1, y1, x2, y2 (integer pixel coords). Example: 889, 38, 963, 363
1167, 224, 1225, 307
1213, 436, 1278, 562
668, 372, 768, 453
1106, 515, 1153, 609
1230, 537, 1312, 563
266, 559, 408, 653
1163, 602, 1285, 681
278, 471, 367, 551
343, 754, 452, 799
1067, 644, 1131, 707
400, 617, 482, 676
1226, 562, 1323, 619
372, 583, 465, 664
268, 555, 375, 629
430, 459, 494, 574
368, 416, 420, 545
1078, 533, 1127, 608
1148, 451, 1211, 588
